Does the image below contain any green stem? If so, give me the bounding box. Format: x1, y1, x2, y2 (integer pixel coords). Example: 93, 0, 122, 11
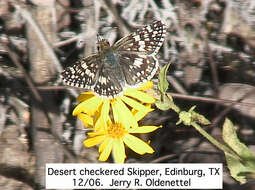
191, 122, 241, 161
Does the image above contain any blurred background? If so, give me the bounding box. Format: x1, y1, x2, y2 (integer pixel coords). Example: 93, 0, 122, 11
0, 0, 255, 189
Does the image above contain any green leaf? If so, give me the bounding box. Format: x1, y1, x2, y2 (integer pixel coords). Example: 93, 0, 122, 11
158, 62, 171, 94
155, 94, 171, 111
223, 118, 255, 183
192, 112, 211, 125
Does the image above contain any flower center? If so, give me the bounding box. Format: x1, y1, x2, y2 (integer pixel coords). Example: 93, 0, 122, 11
107, 123, 127, 139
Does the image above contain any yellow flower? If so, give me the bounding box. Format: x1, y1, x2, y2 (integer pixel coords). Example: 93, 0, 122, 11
84, 119, 161, 163
73, 81, 155, 130
73, 81, 160, 163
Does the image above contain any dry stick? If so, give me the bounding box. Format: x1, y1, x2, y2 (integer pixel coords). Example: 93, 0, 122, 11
2, 42, 77, 162
25, 4, 64, 187
205, 36, 220, 96
15, 84, 255, 109
151, 154, 178, 163
1, 42, 43, 105
11, 4, 78, 160
15, 5, 62, 72
37, 86, 255, 114
167, 75, 188, 95
172, 88, 255, 126
220, 0, 232, 34
101, 0, 130, 37
54, 34, 82, 48
14, 4, 78, 97
211, 88, 255, 126
170, 92, 255, 108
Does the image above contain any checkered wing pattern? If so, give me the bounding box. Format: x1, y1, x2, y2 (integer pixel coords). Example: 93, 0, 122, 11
61, 21, 166, 98
61, 54, 101, 89
118, 53, 159, 86
113, 20, 166, 55
93, 61, 125, 98
113, 20, 166, 86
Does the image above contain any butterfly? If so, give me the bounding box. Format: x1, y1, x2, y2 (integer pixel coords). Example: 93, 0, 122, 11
61, 20, 166, 98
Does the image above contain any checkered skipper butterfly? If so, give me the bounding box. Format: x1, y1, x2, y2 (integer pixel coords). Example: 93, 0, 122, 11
61, 21, 166, 98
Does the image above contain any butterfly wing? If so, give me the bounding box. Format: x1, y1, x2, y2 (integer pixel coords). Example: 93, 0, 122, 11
113, 20, 166, 55
61, 52, 125, 98
118, 53, 158, 86
61, 54, 101, 90
93, 62, 124, 98
61, 21, 166, 98
113, 20, 166, 86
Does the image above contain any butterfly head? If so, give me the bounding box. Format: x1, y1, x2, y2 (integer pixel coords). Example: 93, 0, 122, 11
97, 34, 111, 52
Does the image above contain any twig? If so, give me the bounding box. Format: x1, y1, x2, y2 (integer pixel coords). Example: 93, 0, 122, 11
151, 154, 177, 163
13, 5, 78, 97
170, 92, 255, 108
211, 88, 255, 126
1, 41, 78, 162
205, 36, 220, 96
14, 4, 62, 73
102, 0, 130, 37
1, 42, 44, 104
167, 76, 188, 95
54, 34, 82, 48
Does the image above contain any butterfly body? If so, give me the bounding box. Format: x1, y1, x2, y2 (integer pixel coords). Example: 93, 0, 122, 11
62, 21, 166, 98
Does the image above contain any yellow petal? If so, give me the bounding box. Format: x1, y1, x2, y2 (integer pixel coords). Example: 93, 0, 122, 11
83, 135, 105, 147
129, 125, 161, 133
124, 90, 155, 104
112, 139, 126, 163
138, 81, 153, 90
98, 137, 112, 153
111, 98, 138, 129
77, 113, 93, 127
133, 109, 153, 121
123, 134, 154, 154
72, 96, 103, 116
87, 130, 105, 137
94, 116, 104, 131
77, 92, 95, 102
111, 100, 120, 123
120, 96, 152, 116
94, 114, 111, 131
99, 138, 113, 161
101, 100, 110, 123
131, 104, 153, 121
92, 100, 110, 131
